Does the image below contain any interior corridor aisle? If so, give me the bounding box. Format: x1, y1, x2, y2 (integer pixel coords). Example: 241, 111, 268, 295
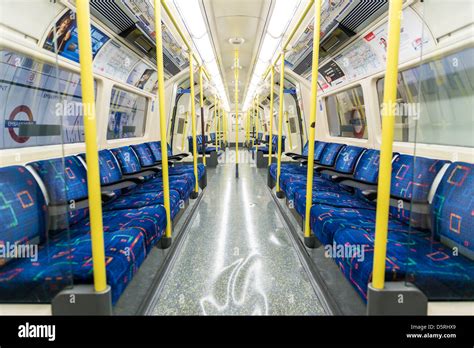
151, 159, 327, 315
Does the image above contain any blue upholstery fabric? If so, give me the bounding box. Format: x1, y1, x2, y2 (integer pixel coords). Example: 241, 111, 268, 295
81, 150, 122, 185
353, 149, 381, 184
0, 166, 47, 250
432, 162, 473, 258
69, 205, 167, 253
131, 143, 156, 167
104, 190, 182, 219
0, 228, 147, 304
333, 146, 365, 174
29, 156, 88, 204
147, 141, 172, 161
333, 228, 474, 301
314, 141, 328, 161
131, 178, 192, 200
319, 143, 345, 166
389, 155, 448, 226
111, 147, 142, 175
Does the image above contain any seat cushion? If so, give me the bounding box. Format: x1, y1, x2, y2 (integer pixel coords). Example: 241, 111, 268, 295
104, 189, 182, 219
333, 227, 474, 301
69, 206, 167, 253
0, 228, 146, 305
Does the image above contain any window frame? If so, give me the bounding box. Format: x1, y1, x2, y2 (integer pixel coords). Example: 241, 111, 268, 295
323, 83, 370, 142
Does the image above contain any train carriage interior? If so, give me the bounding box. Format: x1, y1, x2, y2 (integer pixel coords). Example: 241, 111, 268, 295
0, 0, 473, 324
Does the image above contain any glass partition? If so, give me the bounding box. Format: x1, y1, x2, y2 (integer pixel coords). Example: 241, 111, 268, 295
403, 1, 474, 302
0, 48, 76, 303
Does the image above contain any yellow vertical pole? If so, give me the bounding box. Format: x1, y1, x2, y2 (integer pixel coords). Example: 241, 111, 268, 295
268, 66, 275, 166
245, 110, 249, 145
217, 102, 221, 151
275, 52, 286, 196
214, 95, 217, 146
255, 95, 260, 151
189, 51, 199, 196
234, 48, 240, 177
199, 66, 206, 166
251, 101, 256, 150
153, 0, 173, 242
372, 0, 403, 289
303, 0, 323, 245
224, 111, 228, 147
76, 0, 107, 292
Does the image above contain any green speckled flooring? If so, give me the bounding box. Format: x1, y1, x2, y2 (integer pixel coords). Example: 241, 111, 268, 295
151, 158, 327, 315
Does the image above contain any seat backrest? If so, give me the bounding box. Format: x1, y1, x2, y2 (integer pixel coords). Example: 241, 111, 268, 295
333, 146, 366, 174
258, 132, 263, 140
301, 141, 309, 156
28, 156, 90, 228
0, 166, 48, 260
81, 149, 123, 186
353, 149, 381, 184
390, 154, 448, 227
210, 133, 216, 142
131, 143, 156, 167
431, 162, 473, 260
147, 141, 172, 161
313, 141, 327, 161
28, 156, 89, 205
111, 146, 142, 175
319, 143, 345, 166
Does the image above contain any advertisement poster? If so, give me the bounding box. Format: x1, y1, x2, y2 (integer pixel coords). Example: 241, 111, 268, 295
319, 60, 346, 86
93, 40, 139, 82
1, 51, 85, 148
43, 10, 109, 63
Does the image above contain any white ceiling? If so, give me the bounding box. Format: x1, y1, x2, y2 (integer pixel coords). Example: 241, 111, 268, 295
202, 0, 273, 109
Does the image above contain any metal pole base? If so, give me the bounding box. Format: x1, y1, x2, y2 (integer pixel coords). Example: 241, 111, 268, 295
276, 190, 285, 199
367, 282, 428, 315
267, 168, 275, 189
159, 236, 172, 249
236, 163, 239, 178
199, 171, 207, 189
190, 191, 199, 199
304, 235, 317, 248
52, 285, 112, 315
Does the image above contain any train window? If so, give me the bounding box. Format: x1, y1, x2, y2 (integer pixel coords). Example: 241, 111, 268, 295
107, 87, 147, 140
376, 47, 474, 147
325, 85, 367, 139
0, 50, 89, 149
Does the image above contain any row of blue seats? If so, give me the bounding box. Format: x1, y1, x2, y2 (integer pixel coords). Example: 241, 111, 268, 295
251, 134, 286, 155
0, 141, 205, 304
270, 141, 473, 302
188, 135, 218, 154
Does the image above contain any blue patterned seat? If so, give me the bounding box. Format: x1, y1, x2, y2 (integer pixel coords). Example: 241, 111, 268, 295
81, 150, 183, 219
28, 156, 168, 252
147, 141, 205, 180
189, 135, 217, 154
309, 156, 473, 303
0, 165, 148, 305
110, 146, 193, 200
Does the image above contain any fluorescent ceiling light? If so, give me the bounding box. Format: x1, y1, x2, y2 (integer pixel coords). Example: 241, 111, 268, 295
174, 0, 207, 39
195, 34, 214, 63
267, 0, 300, 38
259, 34, 280, 62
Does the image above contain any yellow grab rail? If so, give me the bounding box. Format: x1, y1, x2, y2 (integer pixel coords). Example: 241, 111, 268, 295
189, 51, 199, 195
372, 0, 403, 290
303, 0, 323, 244
268, 66, 275, 166
154, 0, 173, 242
234, 48, 240, 177
255, 95, 260, 151
275, 52, 286, 195
199, 66, 206, 166
76, 0, 107, 292
263, 0, 315, 80
224, 110, 228, 147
